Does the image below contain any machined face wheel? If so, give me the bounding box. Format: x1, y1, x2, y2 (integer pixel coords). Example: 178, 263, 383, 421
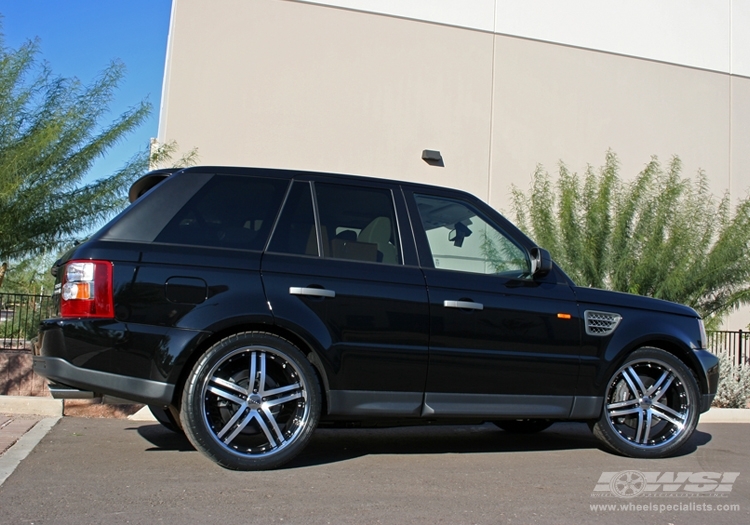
182, 332, 321, 470
201, 345, 309, 456
592, 347, 700, 458
605, 359, 689, 448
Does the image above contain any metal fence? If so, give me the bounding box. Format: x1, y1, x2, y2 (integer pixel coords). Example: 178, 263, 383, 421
707, 330, 748, 366
0, 293, 56, 351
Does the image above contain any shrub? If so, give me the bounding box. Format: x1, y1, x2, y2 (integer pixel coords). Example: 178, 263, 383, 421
712, 355, 750, 408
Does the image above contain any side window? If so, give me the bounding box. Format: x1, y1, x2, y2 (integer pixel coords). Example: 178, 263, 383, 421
316, 183, 401, 265
414, 194, 530, 276
154, 175, 289, 250
267, 182, 318, 256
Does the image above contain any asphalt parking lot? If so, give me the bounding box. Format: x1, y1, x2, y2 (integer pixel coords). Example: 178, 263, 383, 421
0, 417, 747, 525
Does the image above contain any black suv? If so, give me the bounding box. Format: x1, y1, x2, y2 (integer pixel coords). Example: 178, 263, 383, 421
35, 167, 719, 470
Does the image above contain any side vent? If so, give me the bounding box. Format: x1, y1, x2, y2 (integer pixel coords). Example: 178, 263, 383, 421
584, 310, 622, 336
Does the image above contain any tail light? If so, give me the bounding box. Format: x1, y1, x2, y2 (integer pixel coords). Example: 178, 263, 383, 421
60, 260, 115, 318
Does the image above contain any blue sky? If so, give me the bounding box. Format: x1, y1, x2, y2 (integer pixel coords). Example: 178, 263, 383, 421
0, 0, 173, 182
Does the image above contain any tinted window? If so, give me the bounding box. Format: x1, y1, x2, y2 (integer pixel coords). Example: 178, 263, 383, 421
267, 182, 317, 256
154, 175, 288, 250
414, 194, 529, 276
316, 183, 401, 264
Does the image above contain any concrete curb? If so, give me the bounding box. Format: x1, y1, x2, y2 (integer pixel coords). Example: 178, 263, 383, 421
128, 406, 157, 421
0, 396, 63, 417
0, 417, 60, 487
699, 407, 750, 423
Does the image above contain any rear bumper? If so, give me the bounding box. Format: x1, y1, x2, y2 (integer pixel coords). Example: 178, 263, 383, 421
34, 355, 174, 405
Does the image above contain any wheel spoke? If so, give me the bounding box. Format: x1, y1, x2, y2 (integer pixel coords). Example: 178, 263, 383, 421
223, 408, 257, 444
607, 398, 640, 410
258, 352, 267, 393
639, 409, 653, 444
207, 384, 246, 406
264, 390, 303, 408
210, 376, 248, 397
262, 382, 301, 397
651, 374, 675, 402
650, 406, 685, 428
260, 405, 286, 446
216, 402, 249, 439
248, 351, 258, 393
645, 370, 670, 396
652, 400, 686, 421
254, 410, 280, 448
608, 406, 641, 417
633, 409, 645, 442
622, 366, 647, 397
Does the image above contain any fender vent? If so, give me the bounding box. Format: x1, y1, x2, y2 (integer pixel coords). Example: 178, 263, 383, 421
584, 310, 622, 336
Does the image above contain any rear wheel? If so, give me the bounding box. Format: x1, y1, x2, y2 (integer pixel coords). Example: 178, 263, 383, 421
181, 332, 321, 470
149, 405, 182, 433
592, 347, 699, 458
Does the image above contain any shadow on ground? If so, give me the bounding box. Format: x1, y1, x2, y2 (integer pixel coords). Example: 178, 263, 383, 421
134, 422, 714, 469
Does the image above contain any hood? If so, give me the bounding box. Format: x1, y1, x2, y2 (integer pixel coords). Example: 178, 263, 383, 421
572, 286, 699, 318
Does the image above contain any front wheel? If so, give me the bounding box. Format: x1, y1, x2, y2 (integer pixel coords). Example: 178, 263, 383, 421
181, 332, 321, 470
592, 347, 700, 458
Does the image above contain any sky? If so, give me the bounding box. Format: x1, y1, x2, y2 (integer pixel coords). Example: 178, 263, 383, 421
0, 0, 173, 182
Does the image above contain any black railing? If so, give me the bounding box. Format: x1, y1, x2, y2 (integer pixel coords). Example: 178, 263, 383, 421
0, 293, 55, 351
707, 330, 748, 366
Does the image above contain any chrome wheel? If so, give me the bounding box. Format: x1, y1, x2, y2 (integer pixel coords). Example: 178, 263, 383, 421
606, 360, 689, 447
182, 332, 321, 470
593, 347, 699, 458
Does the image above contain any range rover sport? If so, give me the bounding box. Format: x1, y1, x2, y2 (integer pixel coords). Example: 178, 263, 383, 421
34, 166, 720, 470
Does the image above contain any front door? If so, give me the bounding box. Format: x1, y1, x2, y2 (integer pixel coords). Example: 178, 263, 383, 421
407, 191, 581, 418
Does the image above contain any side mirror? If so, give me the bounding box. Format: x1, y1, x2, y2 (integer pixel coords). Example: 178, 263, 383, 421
530, 247, 552, 277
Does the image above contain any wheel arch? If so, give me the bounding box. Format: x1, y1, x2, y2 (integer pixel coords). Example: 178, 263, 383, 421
167, 321, 332, 415
600, 336, 709, 398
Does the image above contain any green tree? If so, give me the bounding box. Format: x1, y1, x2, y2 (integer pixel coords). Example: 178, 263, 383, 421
511, 151, 750, 328
0, 30, 151, 263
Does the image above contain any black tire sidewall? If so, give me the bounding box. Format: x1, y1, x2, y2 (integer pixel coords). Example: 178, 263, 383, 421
593, 347, 700, 458
181, 331, 321, 470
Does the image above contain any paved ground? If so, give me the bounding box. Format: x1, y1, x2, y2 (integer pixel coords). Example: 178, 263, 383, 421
0, 415, 40, 456
0, 418, 747, 525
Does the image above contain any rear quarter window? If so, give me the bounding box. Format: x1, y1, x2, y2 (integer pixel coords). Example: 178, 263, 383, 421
154, 175, 289, 250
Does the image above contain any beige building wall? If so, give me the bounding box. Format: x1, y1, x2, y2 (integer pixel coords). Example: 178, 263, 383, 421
490, 35, 733, 213
159, 0, 495, 200
158, 0, 750, 327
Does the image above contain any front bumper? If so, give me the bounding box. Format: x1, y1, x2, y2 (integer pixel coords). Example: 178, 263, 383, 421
693, 349, 720, 413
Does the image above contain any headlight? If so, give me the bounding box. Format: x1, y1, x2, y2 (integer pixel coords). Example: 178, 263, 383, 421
697, 318, 709, 349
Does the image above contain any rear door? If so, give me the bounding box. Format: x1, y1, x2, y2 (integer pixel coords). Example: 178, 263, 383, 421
261, 178, 429, 417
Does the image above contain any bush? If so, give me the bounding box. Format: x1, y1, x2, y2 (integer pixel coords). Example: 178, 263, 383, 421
712, 355, 750, 408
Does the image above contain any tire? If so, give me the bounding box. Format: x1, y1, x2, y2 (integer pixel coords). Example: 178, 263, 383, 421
494, 419, 554, 434
592, 347, 700, 458
149, 405, 183, 433
181, 332, 321, 470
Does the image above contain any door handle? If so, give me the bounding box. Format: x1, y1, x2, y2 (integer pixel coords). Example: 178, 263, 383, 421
289, 287, 336, 298
443, 300, 483, 311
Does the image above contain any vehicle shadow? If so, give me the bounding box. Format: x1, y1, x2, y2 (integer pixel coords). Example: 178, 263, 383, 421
135, 421, 713, 468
